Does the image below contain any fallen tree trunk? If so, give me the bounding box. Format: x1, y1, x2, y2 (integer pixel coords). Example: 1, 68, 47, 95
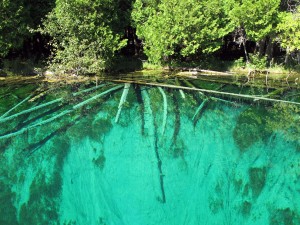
115, 83, 131, 123
0, 83, 108, 124
0, 85, 123, 140
111, 79, 300, 105
0, 95, 32, 119
158, 87, 168, 135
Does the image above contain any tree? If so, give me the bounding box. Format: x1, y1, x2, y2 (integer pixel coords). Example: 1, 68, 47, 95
42, 0, 127, 73
0, 0, 30, 57
227, 0, 281, 62
132, 0, 233, 64
276, 6, 300, 64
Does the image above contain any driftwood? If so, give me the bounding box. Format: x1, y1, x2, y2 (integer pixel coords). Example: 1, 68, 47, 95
176, 67, 233, 76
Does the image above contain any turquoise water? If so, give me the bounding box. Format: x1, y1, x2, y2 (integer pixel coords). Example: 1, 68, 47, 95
0, 80, 299, 225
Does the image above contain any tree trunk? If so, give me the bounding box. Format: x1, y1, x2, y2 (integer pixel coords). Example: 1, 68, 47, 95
257, 38, 266, 57
265, 38, 274, 64
242, 37, 249, 63
285, 47, 290, 65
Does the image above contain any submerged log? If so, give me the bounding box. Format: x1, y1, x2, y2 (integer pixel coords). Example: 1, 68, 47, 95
0, 85, 123, 140
175, 78, 186, 99
158, 87, 168, 135
0, 95, 32, 119
0, 84, 108, 124
111, 79, 300, 105
141, 89, 166, 203
192, 99, 208, 121
115, 83, 131, 123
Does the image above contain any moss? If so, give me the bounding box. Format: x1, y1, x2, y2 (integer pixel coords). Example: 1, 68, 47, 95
148, 88, 163, 115
249, 167, 267, 198
266, 103, 300, 143
170, 139, 186, 159
208, 196, 223, 214
233, 179, 243, 193
233, 107, 270, 152
296, 143, 300, 153
270, 208, 300, 225
19, 137, 69, 225
0, 181, 18, 225
243, 184, 250, 197
68, 115, 113, 141
93, 149, 106, 171
92, 118, 113, 135
19, 175, 60, 225
241, 201, 252, 216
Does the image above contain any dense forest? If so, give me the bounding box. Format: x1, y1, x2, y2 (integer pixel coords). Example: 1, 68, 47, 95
1, 0, 300, 74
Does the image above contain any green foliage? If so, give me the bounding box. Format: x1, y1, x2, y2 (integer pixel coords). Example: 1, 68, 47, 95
132, 0, 233, 64
229, 0, 280, 41
233, 57, 246, 68
0, 0, 54, 57
277, 7, 300, 51
42, 0, 127, 74
248, 53, 268, 69
0, 0, 30, 57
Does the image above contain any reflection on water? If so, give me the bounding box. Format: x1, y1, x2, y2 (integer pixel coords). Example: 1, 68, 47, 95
0, 78, 299, 225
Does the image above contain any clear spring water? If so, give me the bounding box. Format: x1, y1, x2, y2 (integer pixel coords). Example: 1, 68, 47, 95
0, 80, 299, 225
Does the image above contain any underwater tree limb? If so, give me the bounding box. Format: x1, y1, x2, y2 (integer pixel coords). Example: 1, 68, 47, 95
0, 84, 108, 124
115, 83, 131, 123
0, 94, 32, 119
72, 83, 107, 97
180, 78, 239, 106
0, 98, 63, 123
134, 86, 145, 135
175, 78, 186, 99
142, 89, 166, 203
192, 99, 208, 121
111, 80, 300, 105
0, 85, 123, 140
158, 87, 168, 135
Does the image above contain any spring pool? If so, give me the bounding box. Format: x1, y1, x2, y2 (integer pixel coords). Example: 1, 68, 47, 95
0, 78, 299, 225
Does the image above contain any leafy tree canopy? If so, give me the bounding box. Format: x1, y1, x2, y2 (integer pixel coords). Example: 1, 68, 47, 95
0, 0, 30, 57
228, 0, 281, 41
132, 0, 233, 64
277, 6, 300, 51
42, 0, 127, 73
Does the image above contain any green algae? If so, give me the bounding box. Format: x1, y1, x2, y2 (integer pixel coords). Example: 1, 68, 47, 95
0, 180, 18, 225
249, 167, 267, 198
241, 201, 252, 216
233, 107, 270, 151
270, 208, 300, 225
93, 148, 106, 170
